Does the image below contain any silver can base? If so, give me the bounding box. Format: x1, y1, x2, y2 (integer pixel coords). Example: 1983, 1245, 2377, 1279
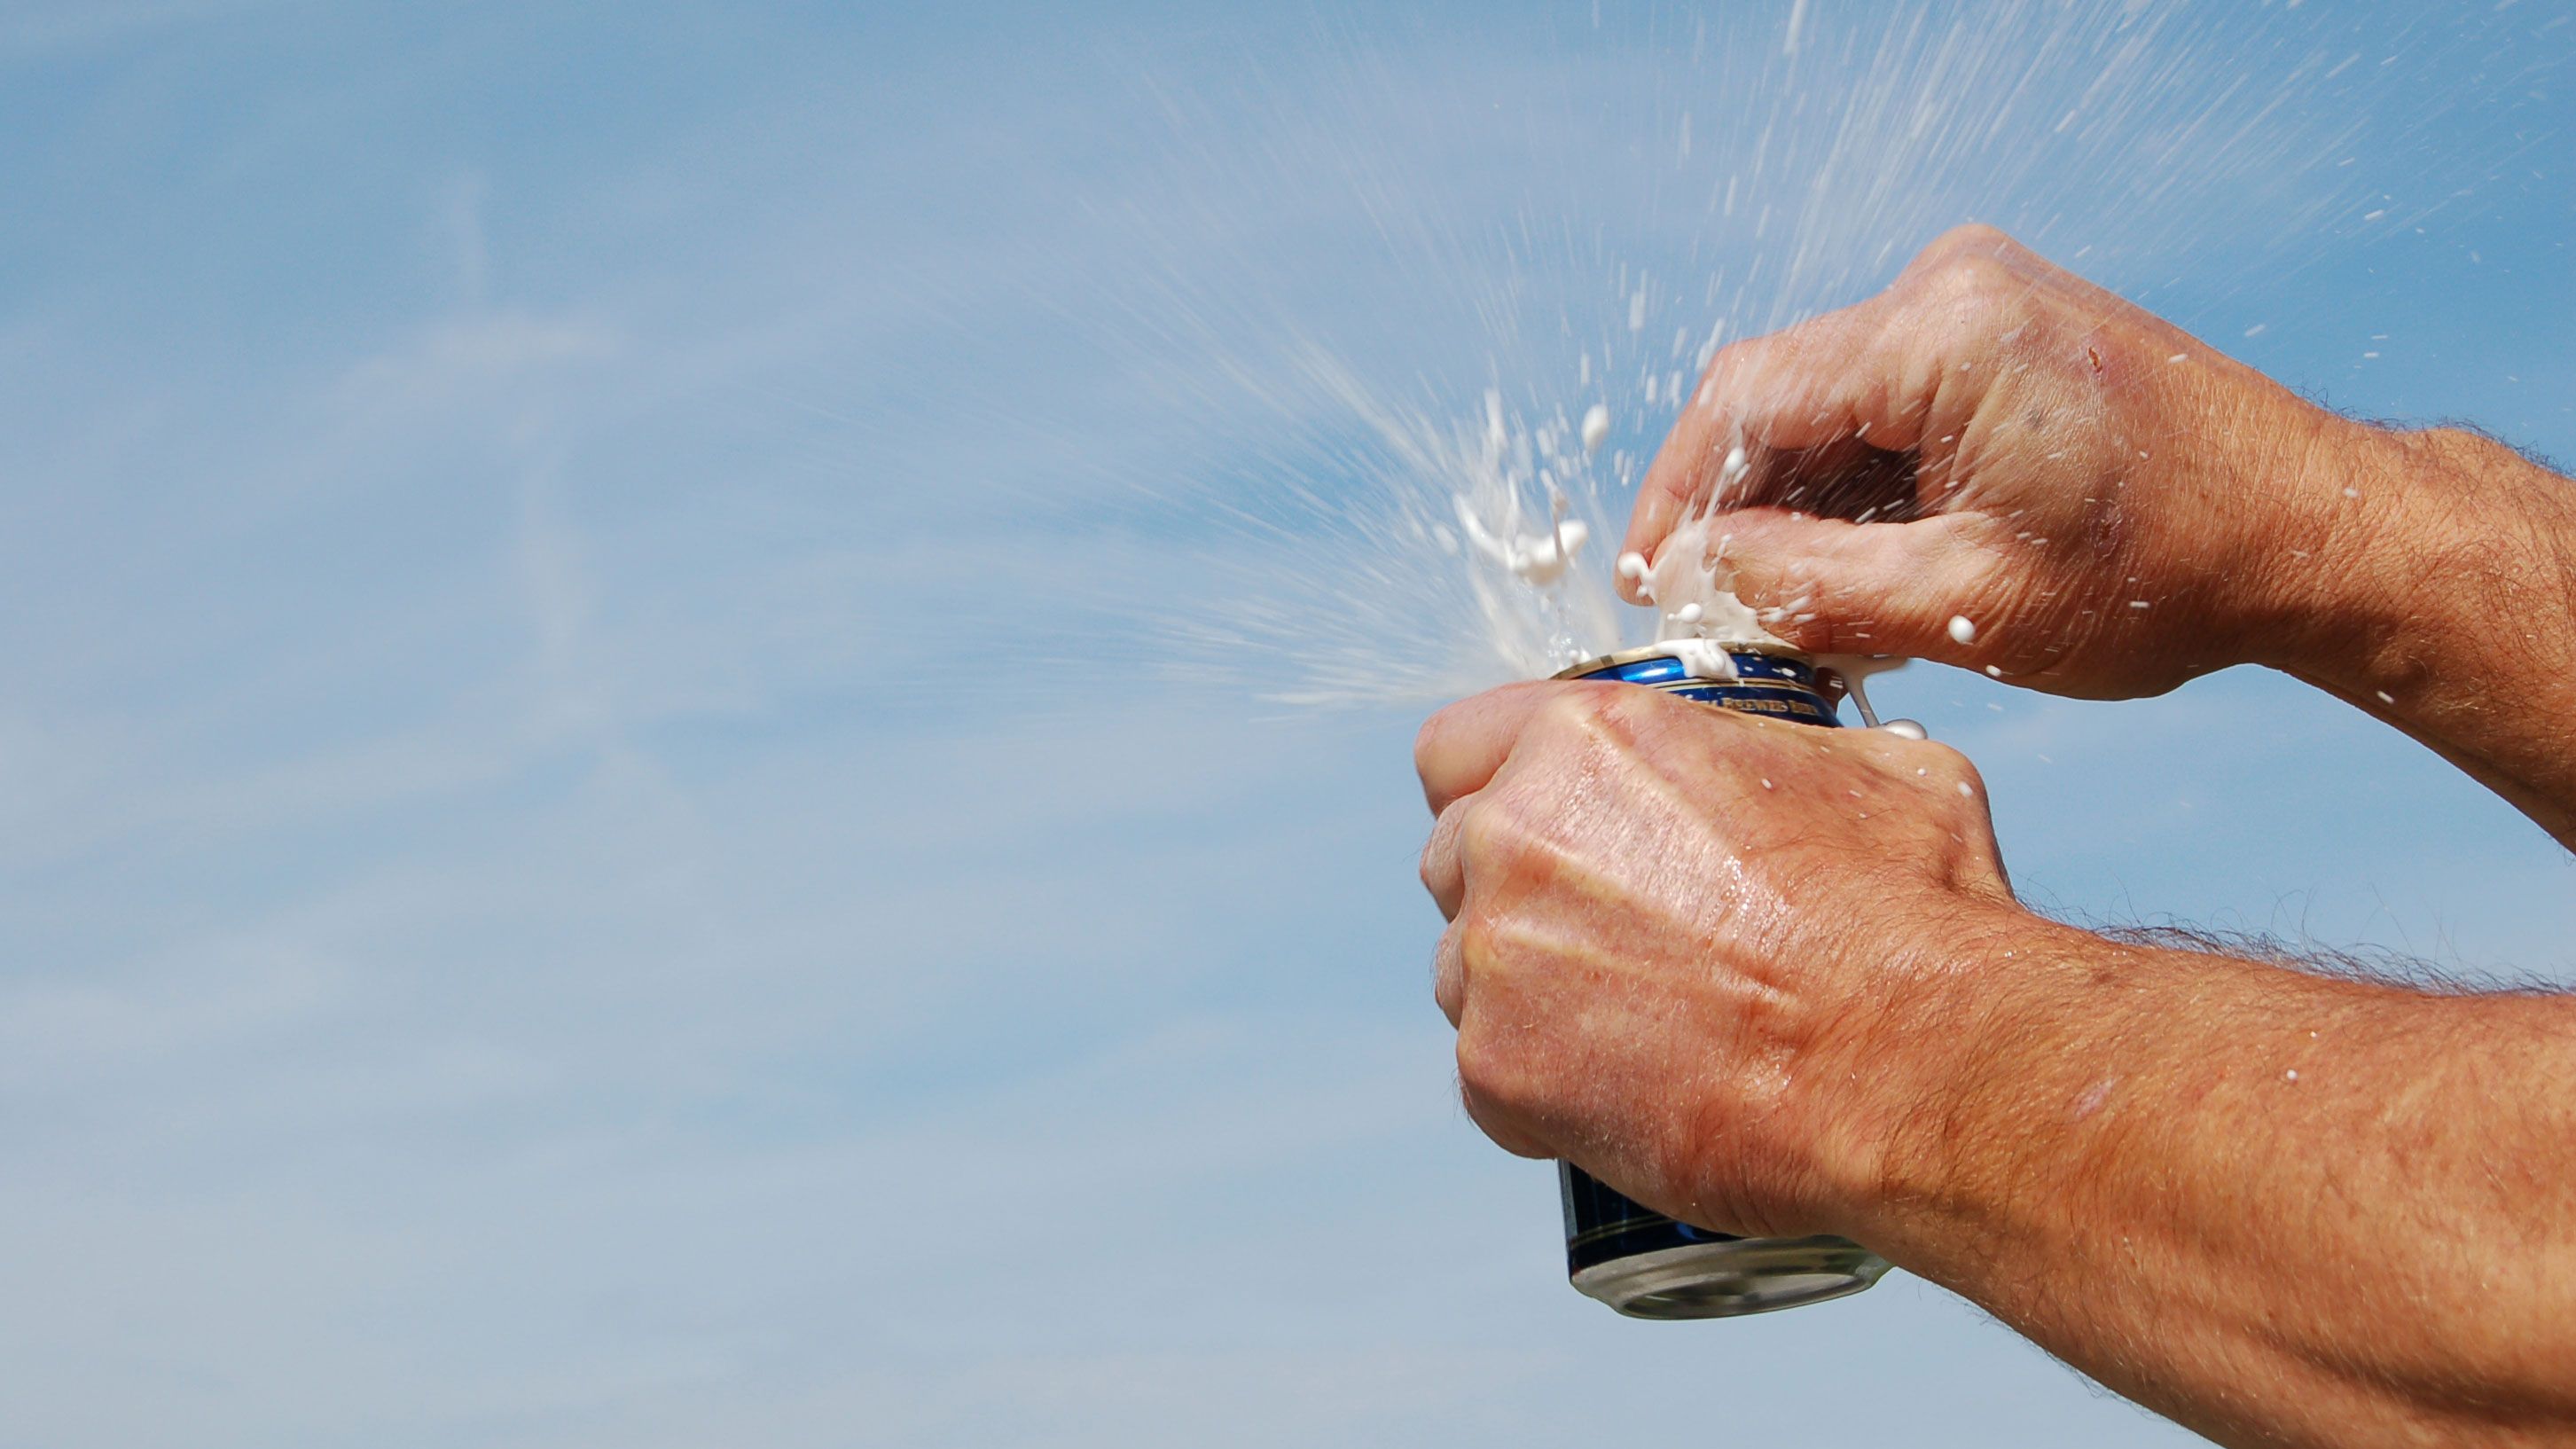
1570, 1237, 1891, 1320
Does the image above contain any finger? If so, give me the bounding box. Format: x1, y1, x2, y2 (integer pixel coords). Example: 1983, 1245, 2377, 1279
1419, 801, 1470, 920
1626, 223, 2062, 591
1627, 297, 1934, 581
1430, 921, 1466, 1026
1705, 507, 2012, 664
1414, 681, 1562, 816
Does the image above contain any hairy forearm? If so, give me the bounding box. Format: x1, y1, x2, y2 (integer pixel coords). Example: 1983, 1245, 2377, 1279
2259, 421, 2576, 846
1857, 915, 2576, 1448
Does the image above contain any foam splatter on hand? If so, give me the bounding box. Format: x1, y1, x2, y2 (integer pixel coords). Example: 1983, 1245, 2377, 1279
1627, 223, 2362, 701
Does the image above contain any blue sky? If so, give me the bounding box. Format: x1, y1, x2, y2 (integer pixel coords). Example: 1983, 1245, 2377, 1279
1, 3, 2570, 1445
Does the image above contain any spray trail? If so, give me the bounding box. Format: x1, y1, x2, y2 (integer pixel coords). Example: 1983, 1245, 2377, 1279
939, 0, 2569, 711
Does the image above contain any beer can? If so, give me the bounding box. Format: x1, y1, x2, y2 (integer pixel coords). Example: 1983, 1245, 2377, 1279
1546, 643, 1892, 1320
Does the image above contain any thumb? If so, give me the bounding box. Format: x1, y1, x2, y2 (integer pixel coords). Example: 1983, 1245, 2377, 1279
1704, 508, 2008, 668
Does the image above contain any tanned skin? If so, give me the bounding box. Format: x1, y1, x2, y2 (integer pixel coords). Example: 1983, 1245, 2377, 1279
1413, 224, 2576, 1448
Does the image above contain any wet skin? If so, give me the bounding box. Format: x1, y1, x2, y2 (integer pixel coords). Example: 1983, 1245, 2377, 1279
1417, 226, 2576, 1448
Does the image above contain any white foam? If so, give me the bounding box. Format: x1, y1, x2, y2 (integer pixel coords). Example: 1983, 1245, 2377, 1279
1292, 367, 1633, 686
1816, 654, 1908, 727
1716, 445, 1750, 502
1581, 403, 1611, 457
1456, 495, 1589, 589
1642, 513, 1781, 647
1626, 503, 1940, 738
1665, 638, 1741, 682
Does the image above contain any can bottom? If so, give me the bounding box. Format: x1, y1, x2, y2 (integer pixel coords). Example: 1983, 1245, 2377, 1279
1570, 1238, 1891, 1320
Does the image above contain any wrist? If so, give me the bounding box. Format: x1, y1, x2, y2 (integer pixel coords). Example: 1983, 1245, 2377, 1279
1797, 897, 2070, 1243
2264, 426, 2576, 843
2242, 420, 2572, 693
2223, 410, 2413, 681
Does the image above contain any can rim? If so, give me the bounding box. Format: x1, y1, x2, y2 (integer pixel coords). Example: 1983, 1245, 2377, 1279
1551, 640, 1812, 681
1569, 1239, 1891, 1320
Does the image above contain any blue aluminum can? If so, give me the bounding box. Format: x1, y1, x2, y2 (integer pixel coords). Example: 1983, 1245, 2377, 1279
1548, 643, 1891, 1320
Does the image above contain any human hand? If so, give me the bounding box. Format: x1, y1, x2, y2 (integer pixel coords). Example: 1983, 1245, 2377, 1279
1413, 679, 2019, 1241
1628, 223, 2371, 699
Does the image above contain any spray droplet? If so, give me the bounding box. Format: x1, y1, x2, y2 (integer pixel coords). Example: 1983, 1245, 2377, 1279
1946, 614, 1977, 645
1581, 403, 1611, 457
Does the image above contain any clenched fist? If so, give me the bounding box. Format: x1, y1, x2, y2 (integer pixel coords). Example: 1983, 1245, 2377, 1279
1413, 679, 2016, 1242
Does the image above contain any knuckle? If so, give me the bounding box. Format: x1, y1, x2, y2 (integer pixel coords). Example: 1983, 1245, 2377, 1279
1583, 679, 1646, 727
1899, 229, 2029, 317
1536, 687, 1597, 732
1411, 707, 1455, 776
1911, 740, 1985, 794
1430, 934, 1464, 1015
1703, 334, 1785, 396
1453, 910, 1501, 970
1454, 800, 1506, 865
1543, 680, 1639, 737
1454, 1026, 1512, 1099
1934, 253, 2018, 312
1462, 793, 1573, 887
1921, 221, 2016, 266
1703, 333, 1758, 379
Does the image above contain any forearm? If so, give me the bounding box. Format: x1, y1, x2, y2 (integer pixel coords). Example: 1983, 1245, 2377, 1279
2257, 421, 2576, 846
1856, 914, 2576, 1448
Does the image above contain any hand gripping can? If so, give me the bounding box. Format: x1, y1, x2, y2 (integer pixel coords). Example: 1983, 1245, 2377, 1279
1546, 643, 1892, 1320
